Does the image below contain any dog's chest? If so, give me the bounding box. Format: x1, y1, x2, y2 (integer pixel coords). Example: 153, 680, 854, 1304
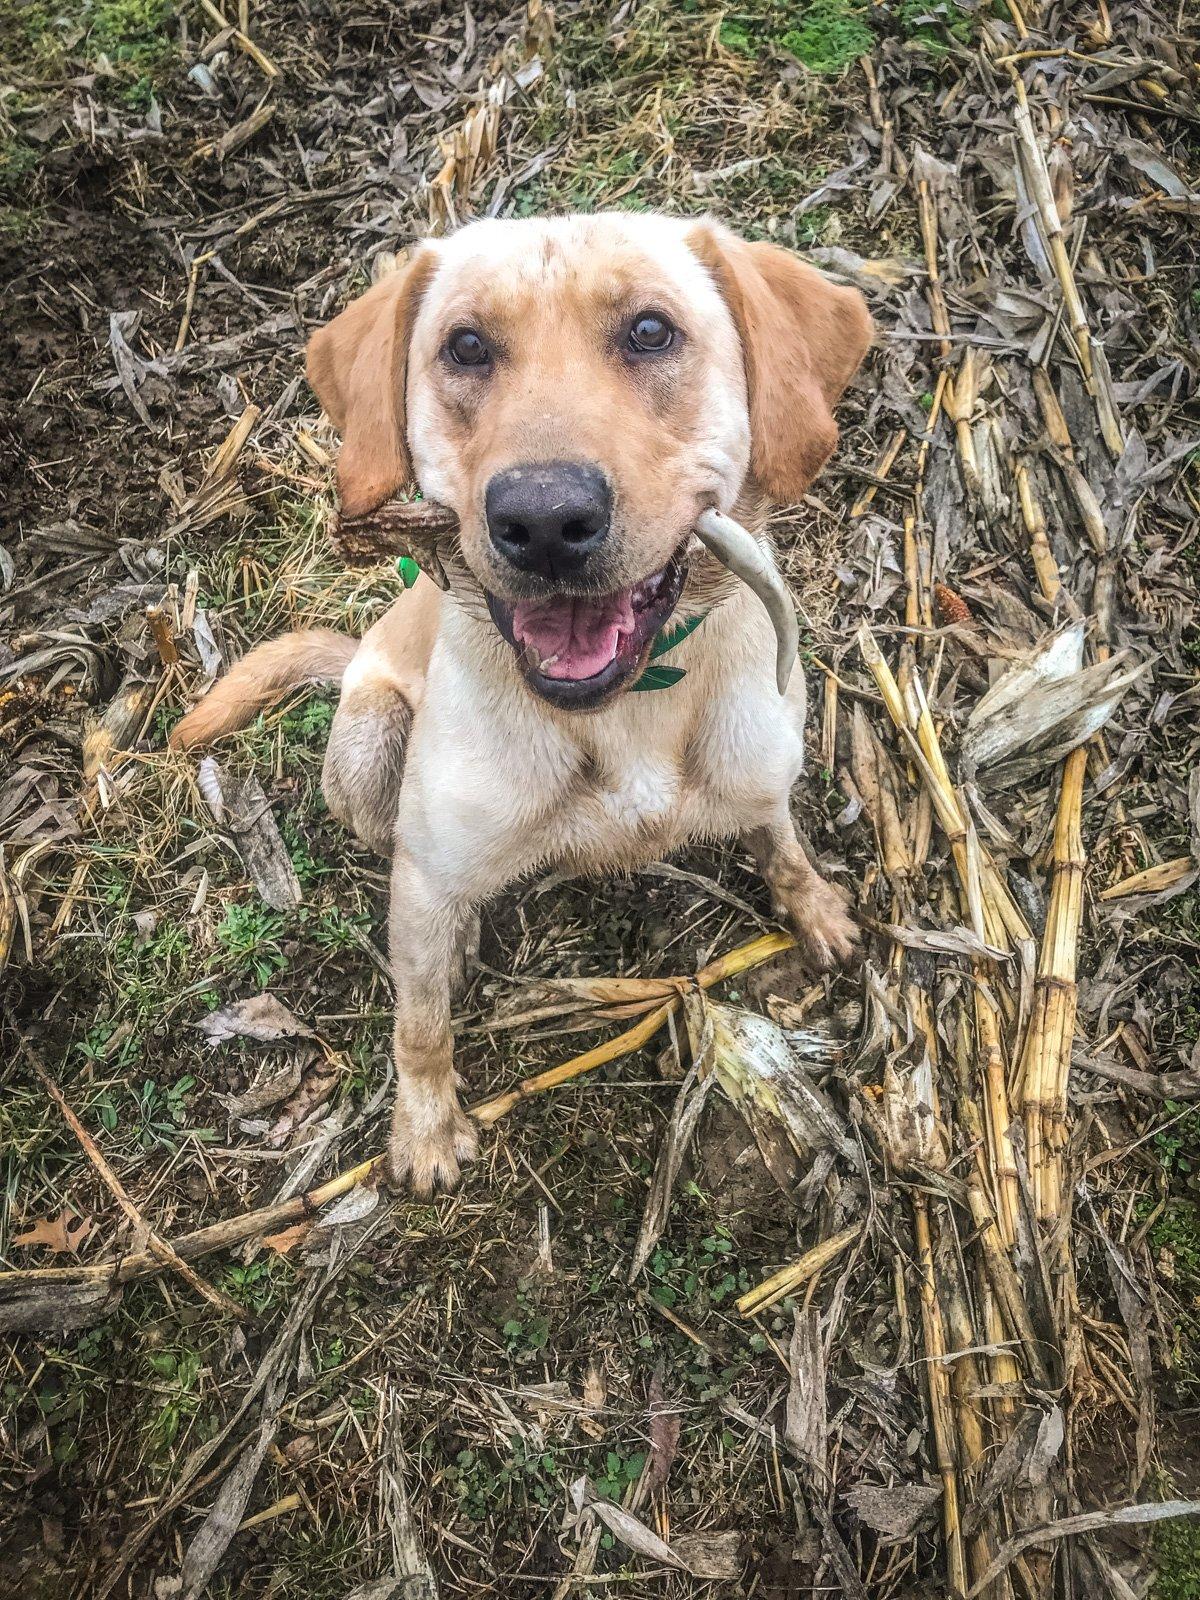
546, 697, 801, 871
578, 750, 681, 846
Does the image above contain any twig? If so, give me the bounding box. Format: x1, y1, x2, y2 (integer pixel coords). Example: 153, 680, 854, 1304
736, 1226, 858, 1317
14, 1030, 250, 1322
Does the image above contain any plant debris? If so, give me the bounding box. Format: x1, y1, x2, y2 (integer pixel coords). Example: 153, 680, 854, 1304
3, 0, 1200, 1595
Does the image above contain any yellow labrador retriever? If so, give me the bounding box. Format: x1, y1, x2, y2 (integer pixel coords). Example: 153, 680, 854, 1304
172, 212, 872, 1192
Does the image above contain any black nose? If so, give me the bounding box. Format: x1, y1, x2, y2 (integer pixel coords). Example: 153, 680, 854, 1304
485, 461, 612, 581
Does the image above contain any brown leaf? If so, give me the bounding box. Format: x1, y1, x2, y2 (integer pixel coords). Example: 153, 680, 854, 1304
261, 1222, 312, 1256
13, 1208, 93, 1254
645, 1366, 681, 1497
267, 1059, 340, 1147
197, 993, 315, 1046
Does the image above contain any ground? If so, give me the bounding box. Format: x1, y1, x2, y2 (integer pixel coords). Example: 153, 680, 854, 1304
2, 2, 1200, 1598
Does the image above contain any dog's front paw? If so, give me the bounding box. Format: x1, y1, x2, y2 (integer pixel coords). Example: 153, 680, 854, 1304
388, 1078, 479, 1195
784, 876, 860, 972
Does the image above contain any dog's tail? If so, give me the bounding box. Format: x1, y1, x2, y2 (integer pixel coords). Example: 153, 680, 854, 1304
169, 628, 358, 752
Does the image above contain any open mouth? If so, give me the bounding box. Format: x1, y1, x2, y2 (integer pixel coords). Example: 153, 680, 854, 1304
487, 546, 689, 708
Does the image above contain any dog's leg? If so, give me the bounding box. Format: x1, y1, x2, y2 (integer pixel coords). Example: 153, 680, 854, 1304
745, 811, 858, 970
386, 846, 480, 1193
324, 688, 412, 854
323, 580, 443, 854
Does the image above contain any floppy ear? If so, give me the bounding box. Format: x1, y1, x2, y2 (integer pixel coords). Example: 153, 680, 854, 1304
306, 248, 437, 518
689, 222, 873, 505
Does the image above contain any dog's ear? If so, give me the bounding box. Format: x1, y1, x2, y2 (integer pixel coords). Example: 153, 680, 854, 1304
689, 222, 872, 505
306, 249, 437, 518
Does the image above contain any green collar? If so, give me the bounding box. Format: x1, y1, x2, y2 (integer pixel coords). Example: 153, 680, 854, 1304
395, 557, 706, 691
631, 611, 707, 691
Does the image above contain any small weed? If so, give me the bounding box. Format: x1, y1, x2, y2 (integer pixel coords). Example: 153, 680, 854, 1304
4, 0, 175, 106
501, 1291, 552, 1360
214, 902, 287, 984
647, 1225, 750, 1311
442, 1435, 561, 1521
317, 1334, 346, 1372
1154, 1103, 1200, 1186
309, 906, 371, 953
127, 1075, 206, 1151
75, 1019, 139, 1072
719, 18, 757, 53
29, 1323, 121, 1464
222, 1255, 296, 1314
1151, 1200, 1200, 1281
281, 693, 336, 746
109, 919, 197, 1026
1148, 1199, 1200, 1401
595, 1447, 647, 1500
716, 1, 875, 73
281, 814, 329, 885
0, 201, 44, 238
146, 1345, 201, 1454
0, 137, 39, 199
88, 0, 174, 72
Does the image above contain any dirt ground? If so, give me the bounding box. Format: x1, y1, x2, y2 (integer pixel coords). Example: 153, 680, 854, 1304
2, 2, 1200, 1597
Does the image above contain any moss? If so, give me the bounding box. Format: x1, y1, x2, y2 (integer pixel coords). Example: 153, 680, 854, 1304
0, 203, 42, 236
88, 0, 174, 69
1153, 1515, 1200, 1600
0, 136, 41, 200
0, 0, 174, 97
719, 17, 757, 53
780, 0, 875, 73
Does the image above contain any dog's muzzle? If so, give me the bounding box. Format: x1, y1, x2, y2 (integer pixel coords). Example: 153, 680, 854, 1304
486, 544, 689, 709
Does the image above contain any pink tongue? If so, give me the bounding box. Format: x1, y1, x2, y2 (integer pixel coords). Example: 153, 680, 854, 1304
512, 589, 636, 680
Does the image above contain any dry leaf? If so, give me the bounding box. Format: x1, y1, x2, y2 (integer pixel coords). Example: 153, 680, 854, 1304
197, 993, 315, 1045
570, 1478, 740, 1579
845, 1481, 941, 1542
582, 1361, 606, 1410
962, 624, 1148, 785
707, 1001, 860, 1176
261, 1222, 311, 1256
645, 1366, 681, 1497
267, 1059, 340, 1147
13, 1208, 93, 1254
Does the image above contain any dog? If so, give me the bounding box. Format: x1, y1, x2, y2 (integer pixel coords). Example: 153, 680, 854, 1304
171, 212, 873, 1193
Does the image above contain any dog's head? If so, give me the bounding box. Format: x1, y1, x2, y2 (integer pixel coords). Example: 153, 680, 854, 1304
307, 213, 871, 709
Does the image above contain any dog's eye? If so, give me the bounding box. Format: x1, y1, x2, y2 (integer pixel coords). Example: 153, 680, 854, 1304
448, 327, 490, 367
628, 314, 675, 355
